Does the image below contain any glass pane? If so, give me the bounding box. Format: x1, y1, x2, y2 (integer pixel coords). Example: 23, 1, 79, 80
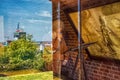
0, 0, 52, 80
81, 2, 120, 60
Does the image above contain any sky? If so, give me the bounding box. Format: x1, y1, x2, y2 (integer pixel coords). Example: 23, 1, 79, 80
0, 0, 52, 41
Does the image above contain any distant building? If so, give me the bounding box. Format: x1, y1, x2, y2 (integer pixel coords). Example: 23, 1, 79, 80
0, 43, 4, 47
35, 41, 52, 47
39, 42, 45, 53
34, 41, 52, 51
19, 32, 26, 39
14, 22, 26, 40
7, 40, 12, 45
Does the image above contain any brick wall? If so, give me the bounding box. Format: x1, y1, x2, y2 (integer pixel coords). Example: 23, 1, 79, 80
59, 6, 80, 80
85, 59, 120, 80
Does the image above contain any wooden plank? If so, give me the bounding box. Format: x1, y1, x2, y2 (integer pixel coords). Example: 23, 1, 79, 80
81, 0, 120, 10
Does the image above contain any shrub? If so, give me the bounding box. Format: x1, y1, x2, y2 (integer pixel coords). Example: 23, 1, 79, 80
33, 54, 45, 71
0, 39, 39, 71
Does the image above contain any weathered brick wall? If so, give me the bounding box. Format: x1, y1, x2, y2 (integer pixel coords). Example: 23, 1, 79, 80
60, 7, 80, 80
85, 59, 120, 80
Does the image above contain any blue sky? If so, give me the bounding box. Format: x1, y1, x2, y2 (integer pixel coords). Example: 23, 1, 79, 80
0, 0, 52, 41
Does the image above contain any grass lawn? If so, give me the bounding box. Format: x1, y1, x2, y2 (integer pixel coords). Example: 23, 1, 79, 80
0, 69, 40, 76
0, 71, 53, 80
53, 76, 61, 80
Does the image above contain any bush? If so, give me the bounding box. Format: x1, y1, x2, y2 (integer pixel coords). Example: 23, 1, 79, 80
0, 39, 45, 71
33, 54, 45, 71
13, 59, 33, 70
5, 39, 37, 61
42, 47, 52, 71
0, 55, 9, 64
0, 39, 49, 71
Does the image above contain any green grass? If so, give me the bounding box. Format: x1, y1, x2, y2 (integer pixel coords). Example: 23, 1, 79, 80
0, 69, 40, 76
0, 71, 53, 80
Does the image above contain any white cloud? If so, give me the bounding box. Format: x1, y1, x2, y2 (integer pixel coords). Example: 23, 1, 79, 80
8, 11, 29, 16
21, 26, 25, 29
35, 11, 52, 17
22, 0, 30, 1
22, 0, 51, 4
42, 31, 52, 41
22, 0, 39, 2
48, 31, 52, 34
27, 19, 51, 24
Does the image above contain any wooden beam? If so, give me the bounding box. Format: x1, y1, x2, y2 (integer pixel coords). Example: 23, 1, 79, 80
51, 0, 60, 3
81, 0, 120, 10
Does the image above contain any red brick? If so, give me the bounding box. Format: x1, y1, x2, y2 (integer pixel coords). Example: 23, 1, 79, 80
101, 76, 111, 80
110, 70, 120, 75
114, 74, 120, 79
112, 66, 118, 71
100, 68, 109, 73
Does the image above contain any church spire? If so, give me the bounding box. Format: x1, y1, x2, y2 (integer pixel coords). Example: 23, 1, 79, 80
17, 22, 20, 30
16, 22, 20, 32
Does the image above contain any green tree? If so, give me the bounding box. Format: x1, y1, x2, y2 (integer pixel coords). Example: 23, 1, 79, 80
6, 39, 37, 63
0, 39, 38, 71
0, 39, 46, 71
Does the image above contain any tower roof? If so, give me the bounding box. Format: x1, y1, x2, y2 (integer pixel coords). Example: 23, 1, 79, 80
16, 22, 20, 32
